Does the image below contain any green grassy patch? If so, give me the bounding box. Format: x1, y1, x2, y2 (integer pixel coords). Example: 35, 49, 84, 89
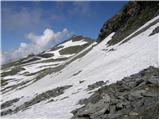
1, 67, 25, 77
38, 53, 54, 58
59, 44, 89, 55
40, 58, 68, 63
1, 79, 9, 87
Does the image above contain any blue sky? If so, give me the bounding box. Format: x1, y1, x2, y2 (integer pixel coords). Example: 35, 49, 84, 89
2, 1, 127, 51
1, 1, 127, 63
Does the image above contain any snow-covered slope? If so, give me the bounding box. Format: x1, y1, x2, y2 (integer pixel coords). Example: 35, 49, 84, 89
1, 35, 95, 90
0, 36, 96, 110
1, 15, 158, 118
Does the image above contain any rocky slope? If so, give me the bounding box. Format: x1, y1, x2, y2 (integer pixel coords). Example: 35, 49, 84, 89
97, 1, 159, 45
0, 1, 159, 119
72, 66, 159, 119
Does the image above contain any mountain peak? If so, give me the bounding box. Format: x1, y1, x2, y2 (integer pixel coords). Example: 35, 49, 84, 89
69, 35, 95, 43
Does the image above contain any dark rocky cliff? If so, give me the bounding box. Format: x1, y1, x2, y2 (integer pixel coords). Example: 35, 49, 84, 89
97, 1, 159, 45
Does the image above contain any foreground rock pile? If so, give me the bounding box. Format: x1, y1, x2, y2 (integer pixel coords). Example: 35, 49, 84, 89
72, 66, 159, 119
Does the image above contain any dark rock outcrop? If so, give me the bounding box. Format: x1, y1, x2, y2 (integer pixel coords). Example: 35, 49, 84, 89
71, 35, 94, 43
37, 53, 54, 58
72, 66, 159, 119
1, 98, 20, 110
87, 81, 106, 90
149, 26, 159, 36
97, 1, 159, 45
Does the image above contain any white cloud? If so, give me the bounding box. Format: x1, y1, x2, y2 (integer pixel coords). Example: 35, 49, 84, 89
1, 28, 71, 64
27, 28, 69, 47
27, 29, 54, 47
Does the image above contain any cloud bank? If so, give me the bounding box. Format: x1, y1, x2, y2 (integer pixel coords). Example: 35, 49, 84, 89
2, 28, 71, 64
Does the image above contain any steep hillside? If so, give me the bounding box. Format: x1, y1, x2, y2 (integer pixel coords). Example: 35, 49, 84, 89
1, 14, 158, 118
1, 1, 159, 119
1, 35, 96, 97
97, 1, 159, 45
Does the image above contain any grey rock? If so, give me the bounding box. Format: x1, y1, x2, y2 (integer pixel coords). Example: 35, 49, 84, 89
108, 112, 123, 119
110, 98, 119, 105
88, 81, 106, 90
128, 90, 146, 100
147, 78, 158, 85
78, 98, 88, 105
102, 94, 111, 103
149, 26, 159, 36
1, 109, 13, 116
72, 66, 159, 119
142, 92, 158, 97
90, 105, 110, 118
128, 112, 139, 119
1, 98, 20, 109
116, 102, 125, 111
129, 112, 139, 116
79, 80, 84, 84
1, 85, 72, 116
72, 70, 82, 76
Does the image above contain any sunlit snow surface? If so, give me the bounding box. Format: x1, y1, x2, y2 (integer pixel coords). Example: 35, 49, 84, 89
1, 16, 159, 118
1, 39, 90, 91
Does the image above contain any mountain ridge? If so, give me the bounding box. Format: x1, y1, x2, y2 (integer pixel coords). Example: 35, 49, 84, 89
2, 35, 95, 68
